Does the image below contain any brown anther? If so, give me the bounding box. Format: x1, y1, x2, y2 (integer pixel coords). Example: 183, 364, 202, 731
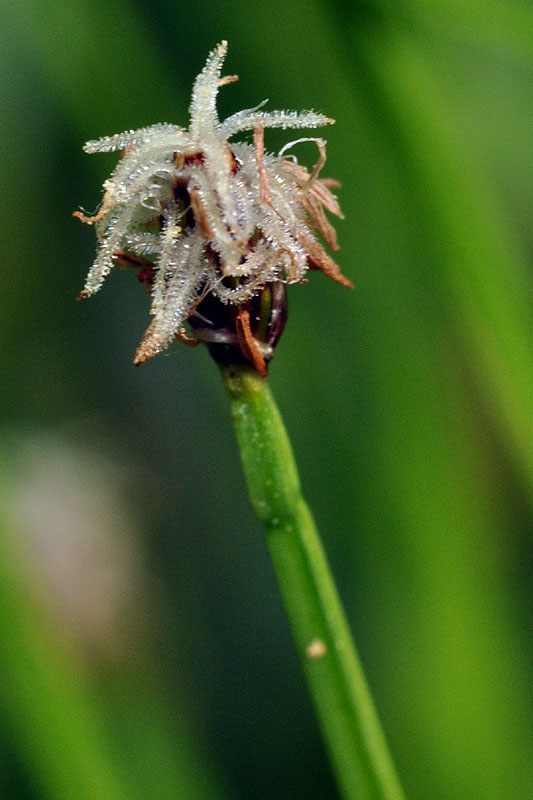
281, 161, 343, 217
222, 145, 239, 174
73, 185, 116, 225
254, 126, 271, 204
235, 308, 267, 376
73, 209, 107, 225
302, 233, 353, 289
300, 192, 339, 250
217, 74, 239, 87
176, 326, 201, 347
189, 188, 215, 238
318, 177, 341, 190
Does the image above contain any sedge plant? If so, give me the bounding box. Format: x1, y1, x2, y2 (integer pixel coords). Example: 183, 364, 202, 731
75, 41, 405, 800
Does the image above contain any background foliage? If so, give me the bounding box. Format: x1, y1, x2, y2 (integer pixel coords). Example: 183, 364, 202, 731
1, 1, 532, 798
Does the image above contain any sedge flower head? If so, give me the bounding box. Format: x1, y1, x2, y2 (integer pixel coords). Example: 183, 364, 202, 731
75, 41, 352, 369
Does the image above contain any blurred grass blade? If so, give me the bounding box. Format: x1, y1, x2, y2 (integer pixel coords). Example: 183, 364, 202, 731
349, 15, 533, 496
1, 434, 229, 800
0, 503, 130, 800
377, 0, 533, 62
98, 670, 229, 800
3, 0, 181, 133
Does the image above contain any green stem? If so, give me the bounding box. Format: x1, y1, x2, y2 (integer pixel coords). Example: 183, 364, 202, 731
220, 363, 405, 800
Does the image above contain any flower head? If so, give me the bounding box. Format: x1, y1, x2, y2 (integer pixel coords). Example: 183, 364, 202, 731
75, 41, 352, 371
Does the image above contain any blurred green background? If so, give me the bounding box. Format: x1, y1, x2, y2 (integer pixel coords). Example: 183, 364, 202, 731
1, 1, 532, 798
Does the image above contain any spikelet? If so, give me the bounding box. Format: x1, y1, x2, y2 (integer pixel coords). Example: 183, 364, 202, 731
75, 41, 351, 363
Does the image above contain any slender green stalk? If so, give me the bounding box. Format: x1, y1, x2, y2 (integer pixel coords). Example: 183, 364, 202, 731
221, 363, 405, 800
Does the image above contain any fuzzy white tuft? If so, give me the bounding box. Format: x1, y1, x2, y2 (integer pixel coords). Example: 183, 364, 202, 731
76, 43, 349, 363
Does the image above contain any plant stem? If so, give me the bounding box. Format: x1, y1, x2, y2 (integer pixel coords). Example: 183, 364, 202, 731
220, 363, 406, 800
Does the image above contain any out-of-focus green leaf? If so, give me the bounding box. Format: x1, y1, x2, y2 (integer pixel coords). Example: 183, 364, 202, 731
4, 0, 182, 134
0, 501, 130, 800
342, 10, 533, 496
1, 433, 229, 800
379, 0, 533, 63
